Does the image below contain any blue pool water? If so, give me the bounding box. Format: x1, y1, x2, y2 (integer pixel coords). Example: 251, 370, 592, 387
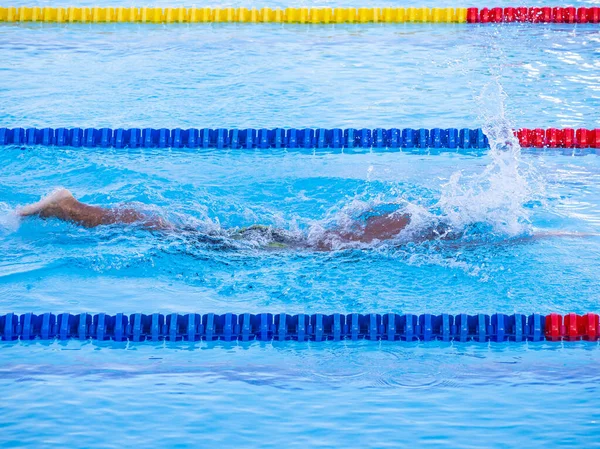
1, 1, 600, 447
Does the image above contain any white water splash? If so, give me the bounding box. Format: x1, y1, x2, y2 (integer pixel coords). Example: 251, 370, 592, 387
436, 80, 541, 238
0, 203, 21, 234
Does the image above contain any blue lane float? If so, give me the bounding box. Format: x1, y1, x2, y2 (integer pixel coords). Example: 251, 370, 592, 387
0, 127, 490, 149
0, 312, 580, 343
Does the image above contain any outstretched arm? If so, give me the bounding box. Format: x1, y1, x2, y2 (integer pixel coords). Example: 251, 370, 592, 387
19, 188, 173, 231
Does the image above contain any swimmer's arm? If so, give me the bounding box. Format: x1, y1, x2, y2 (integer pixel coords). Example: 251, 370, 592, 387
438, 230, 600, 251
531, 231, 600, 240
496, 231, 600, 247
19, 189, 173, 231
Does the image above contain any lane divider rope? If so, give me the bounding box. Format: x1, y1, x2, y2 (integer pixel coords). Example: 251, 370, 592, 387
0, 312, 597, 342
1, 127, 599, 150
0, 6, 599, 24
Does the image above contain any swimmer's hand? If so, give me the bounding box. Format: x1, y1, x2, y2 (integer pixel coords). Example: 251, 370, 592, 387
17, 188, 74, 217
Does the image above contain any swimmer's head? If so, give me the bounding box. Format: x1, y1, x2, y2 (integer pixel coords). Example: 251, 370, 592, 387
357, 203, 404, 223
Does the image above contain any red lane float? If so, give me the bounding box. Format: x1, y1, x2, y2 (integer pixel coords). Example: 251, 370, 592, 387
545, 313, 562, 341
546, 313, 600, 341
468, 6, 600, 23
580, 313, 599, 340
516, 128, 600, 149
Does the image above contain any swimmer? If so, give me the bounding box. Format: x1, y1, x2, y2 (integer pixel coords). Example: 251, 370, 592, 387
17, 188, 415, 250
17, 188, 597, 250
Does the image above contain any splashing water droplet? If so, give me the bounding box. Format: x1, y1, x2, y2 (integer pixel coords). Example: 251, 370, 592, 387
436, 79, 542, 239
0, 203, 21, 234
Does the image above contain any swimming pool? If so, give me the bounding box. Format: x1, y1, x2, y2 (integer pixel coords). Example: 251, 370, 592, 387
1, 1, 600, 446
